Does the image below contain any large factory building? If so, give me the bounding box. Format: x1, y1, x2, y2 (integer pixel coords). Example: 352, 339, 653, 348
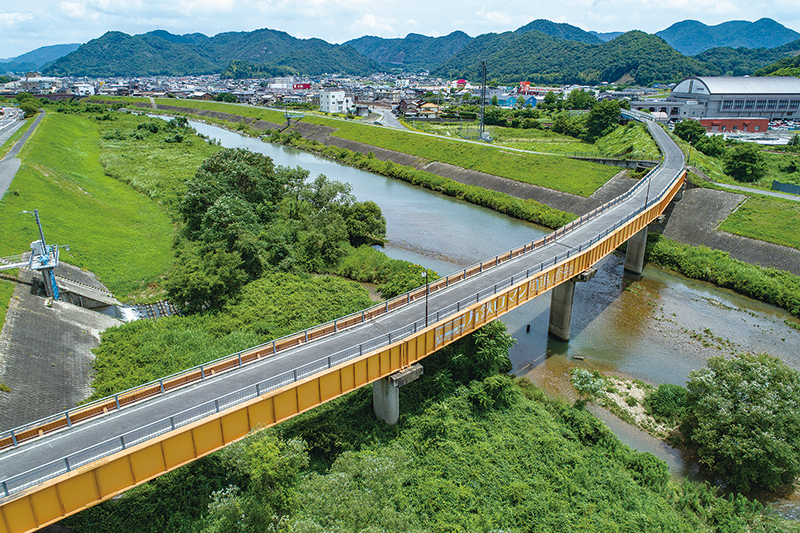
631, 76, 800, 121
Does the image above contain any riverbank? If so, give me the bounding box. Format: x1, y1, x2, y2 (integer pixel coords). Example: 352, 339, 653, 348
137, 101, 800, 278
120, 99, 633, 218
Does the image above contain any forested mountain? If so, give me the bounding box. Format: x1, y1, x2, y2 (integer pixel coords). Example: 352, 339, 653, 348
695, 40, 800, 76
43, 29, 382, 77
656, 18, 800, 55
0, 43, 81, 73
514, 19, 603, 44
344, 31, 472, 70
432, 30, 716, 85
29, 18, 800, 80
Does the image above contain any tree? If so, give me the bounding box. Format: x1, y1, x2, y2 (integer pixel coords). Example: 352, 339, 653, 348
583, 99, 620, 142
491, 95, 499, 107
542, 91, 558, 109
214, 92, 237, 103
789, 134, 799, 147
724, 143, 766, 183
682, 353, 800, 492
570, 368, 607, 407
20, 101, 39, 118
515, 96, 526, 108
674, 120, 707, 145
344, 201, 386, 246
564, 89, 596, 110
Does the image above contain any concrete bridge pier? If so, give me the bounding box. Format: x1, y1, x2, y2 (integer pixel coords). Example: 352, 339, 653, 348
624, 227, 648, 275
373, 363, 423, 425
548, 268, 597, 341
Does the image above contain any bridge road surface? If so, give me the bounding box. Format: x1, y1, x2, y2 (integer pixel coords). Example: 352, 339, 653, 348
0, 119, 685, 491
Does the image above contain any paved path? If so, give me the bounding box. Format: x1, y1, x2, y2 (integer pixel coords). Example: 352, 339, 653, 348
688, 165, 800, 202
0, 111, 44, 201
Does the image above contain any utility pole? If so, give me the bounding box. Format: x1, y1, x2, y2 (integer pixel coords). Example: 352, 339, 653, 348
479, 61, 486, 140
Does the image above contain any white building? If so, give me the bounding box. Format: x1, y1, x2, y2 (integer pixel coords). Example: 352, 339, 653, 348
319, 90, 353, 113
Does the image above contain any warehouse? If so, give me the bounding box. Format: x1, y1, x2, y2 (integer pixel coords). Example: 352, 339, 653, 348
631, 76, 800, 121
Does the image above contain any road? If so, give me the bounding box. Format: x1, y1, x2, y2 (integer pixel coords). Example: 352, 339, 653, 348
0, 110, 44, 201
0, 117, 685, 498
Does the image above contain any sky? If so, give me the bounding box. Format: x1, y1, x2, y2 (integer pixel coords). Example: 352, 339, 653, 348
1, 0, 799, 59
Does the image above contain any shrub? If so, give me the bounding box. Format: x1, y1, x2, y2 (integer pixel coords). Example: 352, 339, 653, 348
644, 383, 686, 424
682, 353, 800, 492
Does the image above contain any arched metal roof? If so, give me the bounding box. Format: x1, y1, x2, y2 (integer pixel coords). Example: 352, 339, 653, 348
673, 76, 800, 96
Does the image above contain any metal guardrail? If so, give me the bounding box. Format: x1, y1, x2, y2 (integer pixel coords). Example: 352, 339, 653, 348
0, 161, 684, 500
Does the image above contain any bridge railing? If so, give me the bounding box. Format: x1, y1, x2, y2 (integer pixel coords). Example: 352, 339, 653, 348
0, 162, 686, 500
0, 152, 666, 455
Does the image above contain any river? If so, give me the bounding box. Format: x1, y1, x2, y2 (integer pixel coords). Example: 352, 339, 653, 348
188, 119, 800, 517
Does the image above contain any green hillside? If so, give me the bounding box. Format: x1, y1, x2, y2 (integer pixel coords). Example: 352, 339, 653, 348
695, 39, 800, 76
44, 29, 383, 77
756, 52, 800, 77
345, 31, 472, 70
433, 30, 717, 85
514, 19, 603, 44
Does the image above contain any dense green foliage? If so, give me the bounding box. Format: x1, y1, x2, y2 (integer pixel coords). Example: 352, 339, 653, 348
167, 148, 386, 312
344, 31, 472, 71
67, 322, 796, 533
724, 143, 767, 183
44, 28, 383, 77
644, 383, 687, 425
88, 273, 375, 399
756, 51, 800, 77
683, 353, 800, 492
434, 30, 717, 86
674, 120, 728, 158
646, 233, 800, 316
336, 245, 438, 298
695, 42, 800, 77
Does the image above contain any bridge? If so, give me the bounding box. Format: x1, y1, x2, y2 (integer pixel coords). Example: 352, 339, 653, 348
0, 116, 686, 533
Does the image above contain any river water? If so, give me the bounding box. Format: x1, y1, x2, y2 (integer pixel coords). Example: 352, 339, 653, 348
188, 120, 800, 517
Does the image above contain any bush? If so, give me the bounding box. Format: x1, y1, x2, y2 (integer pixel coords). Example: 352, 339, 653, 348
724, 143, 766, 183
644, 383, 686, 424
682, 353, 800, 492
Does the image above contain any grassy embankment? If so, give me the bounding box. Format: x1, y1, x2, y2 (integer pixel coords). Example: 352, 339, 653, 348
0, 112, 215, 300
671, 133, 800, 251
417, 119, 661, 160
100, 96, 621, 198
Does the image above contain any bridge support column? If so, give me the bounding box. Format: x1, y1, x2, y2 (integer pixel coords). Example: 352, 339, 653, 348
373, 364, 423, 425
548, 268, 597, 342
624, 227, 648, 275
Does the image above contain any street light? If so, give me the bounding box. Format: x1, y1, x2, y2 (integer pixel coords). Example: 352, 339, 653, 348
421, 271, 429, 327
21, 209, 46, 251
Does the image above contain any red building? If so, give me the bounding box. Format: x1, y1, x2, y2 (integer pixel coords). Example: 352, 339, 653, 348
700, 117, 769, 133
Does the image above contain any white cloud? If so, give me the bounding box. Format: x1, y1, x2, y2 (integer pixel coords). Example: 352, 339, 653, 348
350, 13, 396, 34
0, 12, 34, 27
475, 8, 514, 26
